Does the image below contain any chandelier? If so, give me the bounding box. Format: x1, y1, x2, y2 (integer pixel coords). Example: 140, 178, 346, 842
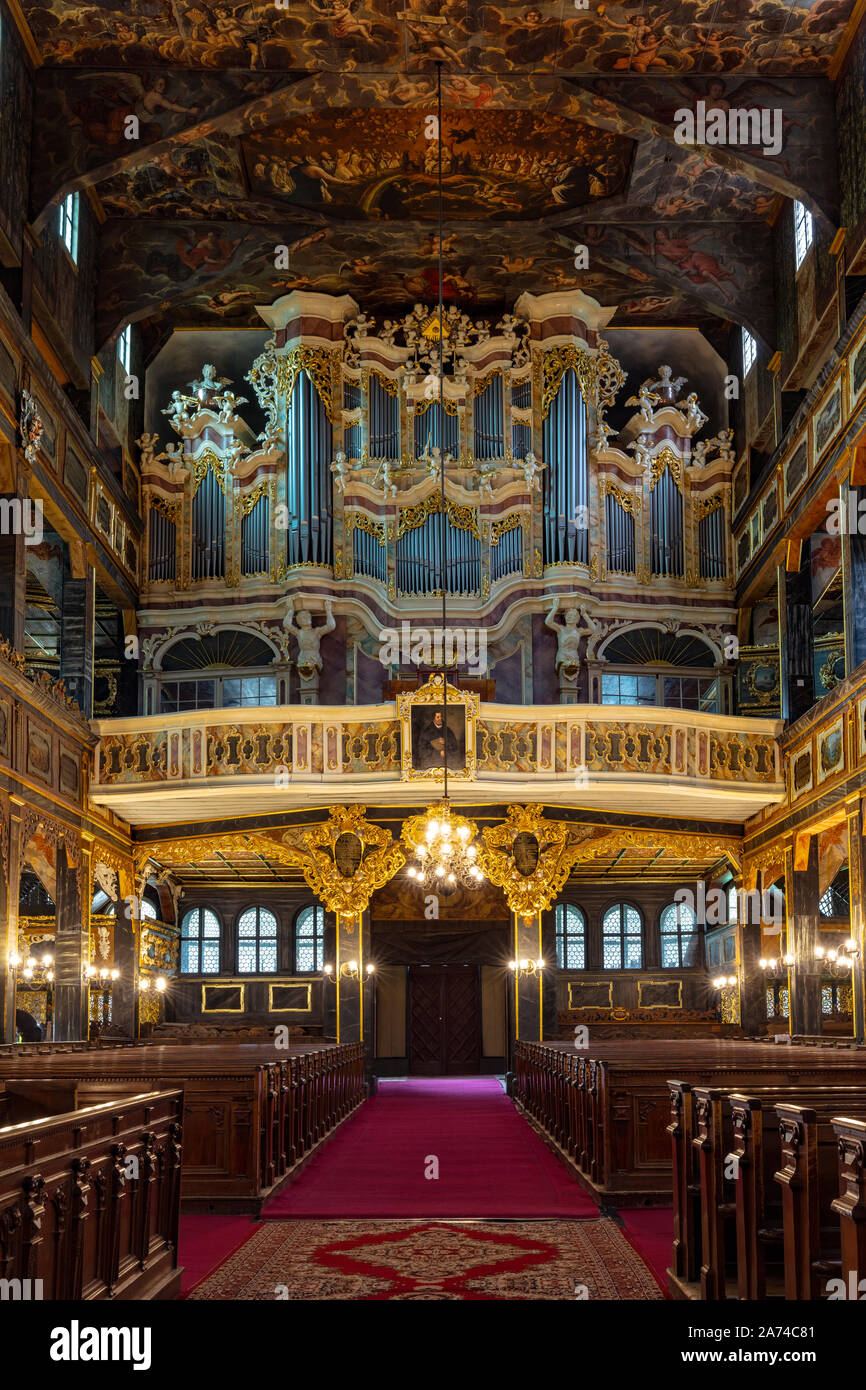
404, 800, 484, 890
403, 67, 485, 897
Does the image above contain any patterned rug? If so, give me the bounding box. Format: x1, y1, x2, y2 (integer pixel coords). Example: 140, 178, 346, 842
187, 1218, 663, 1301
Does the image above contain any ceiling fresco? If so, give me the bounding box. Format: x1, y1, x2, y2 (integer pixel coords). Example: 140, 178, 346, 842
13, 1, 858, 350
18, 0, 859, 76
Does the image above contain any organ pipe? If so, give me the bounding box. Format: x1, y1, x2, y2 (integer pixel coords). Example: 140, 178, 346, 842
241, 497, 269, 576
542, 367, 588, 566
605, 495, 635, 574
650, 468, 684, 577
473, 375, 505, 459
286, 369, 333, 567
148, 508, 176, 583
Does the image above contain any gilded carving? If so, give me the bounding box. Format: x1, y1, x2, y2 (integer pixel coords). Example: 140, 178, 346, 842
476, 805, 605, 915
280, 804, 405, 914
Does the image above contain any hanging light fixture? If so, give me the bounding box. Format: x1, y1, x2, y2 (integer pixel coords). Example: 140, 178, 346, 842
405, 63, 483, 894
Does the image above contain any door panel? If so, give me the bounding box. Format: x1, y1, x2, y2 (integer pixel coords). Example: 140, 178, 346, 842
408, 965, 480, 1075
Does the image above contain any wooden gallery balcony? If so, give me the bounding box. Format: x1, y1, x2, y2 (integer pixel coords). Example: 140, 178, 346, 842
90, 703, 784, 826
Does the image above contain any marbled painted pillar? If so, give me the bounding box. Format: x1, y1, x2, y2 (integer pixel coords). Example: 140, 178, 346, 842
53, 841, 88, 1041
785, 836, 822, 1038
60, 564, 96, 719
846, 797, 865, 1043
1, 800, 24, 1042
510, 911, 546, 1042
335, 908, 373, 1046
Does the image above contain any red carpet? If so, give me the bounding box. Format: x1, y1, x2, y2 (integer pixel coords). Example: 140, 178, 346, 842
188, 1217, 662, 1300
263, 1077, 597, 1218
179, 1215, 262, 1295
619, 1209, 673, 1295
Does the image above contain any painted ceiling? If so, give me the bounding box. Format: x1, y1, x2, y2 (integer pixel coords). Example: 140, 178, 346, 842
14, 0, 859, 349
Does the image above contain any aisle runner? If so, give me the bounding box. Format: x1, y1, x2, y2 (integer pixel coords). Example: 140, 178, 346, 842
263, 1077, 596, 1218
188, 1218, 663, 1301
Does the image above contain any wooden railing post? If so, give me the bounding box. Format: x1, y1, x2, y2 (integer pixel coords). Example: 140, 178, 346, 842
832, 1116, 866, 1295
775, 1103, 819, 1300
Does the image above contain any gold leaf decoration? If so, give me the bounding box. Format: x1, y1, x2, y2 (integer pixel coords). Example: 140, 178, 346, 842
281, 805, 405, 915
397, 492, 479, 540
541, 345, 593, 420
476, 805, 604, 916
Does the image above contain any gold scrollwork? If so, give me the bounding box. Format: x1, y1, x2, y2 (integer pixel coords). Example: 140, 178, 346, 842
347, 511, 386, 545
476, 805, 604, 916
541, 345, 592, 420
414, 393, 459, 418
240, 480, 271, 516
397, 492, 479, 540
604, 481, 638, 515
280, 805, 405, 915
363, 368, 399, 397
275, 346, 338, 417
491, 512, 523, 545
649, 446, 683, 492
150, 495, 182, 522
473, 368, 503, 397
695, 494, 724, 518
191, 448, 230, 497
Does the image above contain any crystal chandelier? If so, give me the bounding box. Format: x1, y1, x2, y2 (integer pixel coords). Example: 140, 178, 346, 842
404, 800, 484, 890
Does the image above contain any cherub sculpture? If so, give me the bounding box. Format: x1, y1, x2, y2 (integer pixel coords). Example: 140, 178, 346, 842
521, 452, 545, 492
330, 450, 349, 493
646, 365, 687, 400
282, 599, 336, 674
625, 383, 660, 424
136, 432, 161, 468
676, 392, 708, 433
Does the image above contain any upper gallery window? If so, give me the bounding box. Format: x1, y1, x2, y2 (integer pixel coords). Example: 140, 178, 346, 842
294, 905, 325, 973
555, 903, 586, 969
602, 903, 643, 969
237, 907, 278, 973
598, 629, 722, 714
118, 324, 132, 373
58, 192, 79, 263
180, 907, 220, 974
659, 901, 699, 968
742, 328, 756, 377
794, 201, 814, 270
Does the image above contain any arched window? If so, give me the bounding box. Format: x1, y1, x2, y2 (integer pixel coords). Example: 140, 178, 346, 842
555, 903, 586, 969
140, 899, 157, 921
294, 905, 324, 973
237, 906, 278, 973
659, 901, 699, 968
602, 903, 642, 969
819, 866, 849, 918
180, 908, 220, 974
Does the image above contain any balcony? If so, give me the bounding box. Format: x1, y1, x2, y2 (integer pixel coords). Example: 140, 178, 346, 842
90, 702, 784, 827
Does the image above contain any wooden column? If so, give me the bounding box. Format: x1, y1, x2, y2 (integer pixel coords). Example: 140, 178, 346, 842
511, 911, 546, 1042
777, 555, 814, 723
60, 563, 96, 719
0, 489, 27, 650
98, 858, 137, 1039
738, 887, 766, 1036
1, 800, 24, 1042
846, 797, 866, 1042
52, 841, 88, 1041
785, 836, 822, 1037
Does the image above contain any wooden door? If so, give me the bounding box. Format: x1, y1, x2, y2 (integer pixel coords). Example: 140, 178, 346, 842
408, 965, 481, 1075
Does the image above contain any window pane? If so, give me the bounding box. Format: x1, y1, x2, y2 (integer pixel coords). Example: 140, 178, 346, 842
602, 941, 621, 969
259, 910, 278, 937
259, 676, 277, 704
260, 942, 278, 972
624, 906, 641, 934
619, 676, 637, 699
201, 941, 220, 973
182, 910, 200, 938
202, 909, 220, 937
661, 937, 680, 967
223, 678, 241, 707
637, 677, 656, 702
238, 910, 257, 937
238, 942, 257, 973
624, 939, 642, 968
296, 943, 315, 972
180, 940, 198, 972
602, 907, 620, 934
663, 677, 681, 706
565, 940, 585, 969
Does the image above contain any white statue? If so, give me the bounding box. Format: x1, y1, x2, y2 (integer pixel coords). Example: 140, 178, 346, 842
225, 439, 248, 476
283, 600, 336, 673
160, 441, 186, 478
189, 364, 229, 397
136, 432, 161, 468
545, 598, 600, 671
163, 390, 197, 429
521, 451, 544, 492
626, 383, 660, 424
691, 428, 735, 467
677, 392, 708, 433
330, 450, 349, 494
646, 365, 687, 399
215, 389, 248, 423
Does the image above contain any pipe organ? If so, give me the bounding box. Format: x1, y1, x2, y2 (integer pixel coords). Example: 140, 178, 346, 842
136, 289, 737, 707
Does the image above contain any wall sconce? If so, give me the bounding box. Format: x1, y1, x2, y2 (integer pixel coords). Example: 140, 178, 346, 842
508, 958, 545, 978
139, 976, 167, 994
323, 961, 375, 983
9, 952, 54, 984
815, 941, 860, 975
83, 964, 120, 984
712, 975, 738, 989
759, 954, 795, 976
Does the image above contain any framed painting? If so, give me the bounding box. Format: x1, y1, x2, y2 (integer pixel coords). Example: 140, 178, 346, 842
398, 674, 478, 782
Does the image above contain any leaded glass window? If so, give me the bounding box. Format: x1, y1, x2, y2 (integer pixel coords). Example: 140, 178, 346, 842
180, 907, 220, 974
237, 906, 278, 973
555, 903, 586, 969
295, 904, 324, 973
659, 901, 698, 968
602, 903, 642, 969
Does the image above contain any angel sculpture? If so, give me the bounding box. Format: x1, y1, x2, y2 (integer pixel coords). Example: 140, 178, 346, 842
160, 442, 186, 479
215, 389, 248, 423
676, 392, 708, 433
625, 383, 660, 424
225, 440, 248, 476
282, 599, 336, 674
330, 450, 349, 494
646, 365, 687, 400
521, 451, 545, 492
189, 364, 229, 398
691, 428, 735, 467
379, 320, 398, 348
136, 432, 161, 468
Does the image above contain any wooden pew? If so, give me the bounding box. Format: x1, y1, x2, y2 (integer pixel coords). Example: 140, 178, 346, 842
832, 1116, 866, 1295
515, 1039, 866, 1207
0, 1090, 182, 1300
0, 1040, 366, 1214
